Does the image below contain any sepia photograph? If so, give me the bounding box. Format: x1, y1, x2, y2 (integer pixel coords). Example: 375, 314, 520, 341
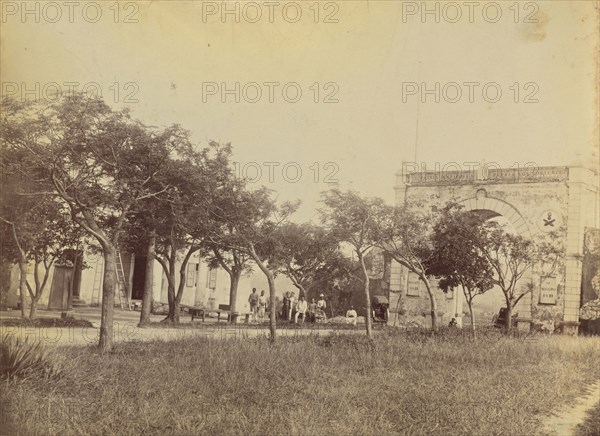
0, 1, 599, 435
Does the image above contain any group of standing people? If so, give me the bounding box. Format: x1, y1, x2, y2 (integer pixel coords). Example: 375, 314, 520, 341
282, 291, 327, 323
248, 289, 328, 323
248, 288, 267, 322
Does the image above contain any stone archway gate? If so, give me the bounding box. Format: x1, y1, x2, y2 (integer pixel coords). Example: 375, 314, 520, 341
393, 164, 598, 331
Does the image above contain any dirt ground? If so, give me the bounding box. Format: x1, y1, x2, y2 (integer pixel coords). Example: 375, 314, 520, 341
0, 307, 360, 346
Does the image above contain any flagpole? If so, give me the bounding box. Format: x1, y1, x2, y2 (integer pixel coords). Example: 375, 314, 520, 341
414, 61, 421, 164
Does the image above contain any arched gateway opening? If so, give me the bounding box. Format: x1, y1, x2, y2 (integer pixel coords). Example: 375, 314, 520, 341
459, 188, 531, 238
456, 189, 534, 326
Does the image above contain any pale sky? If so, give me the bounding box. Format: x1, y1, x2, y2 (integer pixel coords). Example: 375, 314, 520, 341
2, 1, 598, 221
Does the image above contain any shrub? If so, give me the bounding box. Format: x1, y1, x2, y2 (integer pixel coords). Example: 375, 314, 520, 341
0, 333, 62, 382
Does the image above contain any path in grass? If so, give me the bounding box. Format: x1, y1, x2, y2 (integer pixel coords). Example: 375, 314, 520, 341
543, 378, 600, 435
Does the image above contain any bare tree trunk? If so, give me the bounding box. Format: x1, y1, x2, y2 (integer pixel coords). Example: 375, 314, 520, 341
28, 259, 52, 319
163, 248, 178, 323
505, 302, 512, 333
292, 282, 307, 299
267, 272, 277, 342
422, 277, 438, 332
228, 268, 241, 323
29, 295, 40, 319
169, 246, 198, 324
164, 278, 177, 322
248, 246, 277, 343
139, 232, 155, 326
468, 301, 476, 342
18, 258, 28, 318
358, 253, 372, 337
99, 246, 117, 351
155, 250, 178, 324
171, 299, 181, 323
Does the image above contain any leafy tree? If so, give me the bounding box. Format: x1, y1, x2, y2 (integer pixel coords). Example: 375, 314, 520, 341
1, 95, 185, 350
476, 222, 562, 332
320, 189, 386, 337
150, 157, 206, 323
326, 256, 370, 317
117, 172, 161, 325
0, 146, 80, 318
271, 222, 342, 299
427, 203, 495, 339
120, 209, 157, 326
206, 183, 298, 342
375, 204, 440, 331
120, 148, 209, 325
198, 146, 254, 323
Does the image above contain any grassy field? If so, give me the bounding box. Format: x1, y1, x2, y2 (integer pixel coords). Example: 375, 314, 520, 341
2, 328, 599, 436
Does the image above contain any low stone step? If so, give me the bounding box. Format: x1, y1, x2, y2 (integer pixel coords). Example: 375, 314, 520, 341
72, 299, 88, 307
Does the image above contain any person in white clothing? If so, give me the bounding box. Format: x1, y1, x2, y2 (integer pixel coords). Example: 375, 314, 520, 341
346, 306, 357, 326
316, 294, 327, 320
294, 296, 308, 323
317, 294, 326, 311
257, 290, 267, 322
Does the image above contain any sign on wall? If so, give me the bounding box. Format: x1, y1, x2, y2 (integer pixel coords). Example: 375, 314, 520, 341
407, 272, 421, 297
539, 276, 557, 305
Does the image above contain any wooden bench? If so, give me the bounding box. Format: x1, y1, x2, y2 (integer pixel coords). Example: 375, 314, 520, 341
186, 305, 229, 323
185, 304, 252, 323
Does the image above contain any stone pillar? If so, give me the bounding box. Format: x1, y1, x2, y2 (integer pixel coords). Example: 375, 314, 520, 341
562, 167, 598, 332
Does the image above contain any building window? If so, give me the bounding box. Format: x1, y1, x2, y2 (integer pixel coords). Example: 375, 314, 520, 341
207, 268, 217, 289
186, 263, 198, 287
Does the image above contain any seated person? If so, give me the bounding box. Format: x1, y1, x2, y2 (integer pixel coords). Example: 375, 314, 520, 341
317, 294, 327, 315
294, 296, 308, 323
315, 308, 327, 322
308, 298, 317, 322
345, 306, 357, 326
